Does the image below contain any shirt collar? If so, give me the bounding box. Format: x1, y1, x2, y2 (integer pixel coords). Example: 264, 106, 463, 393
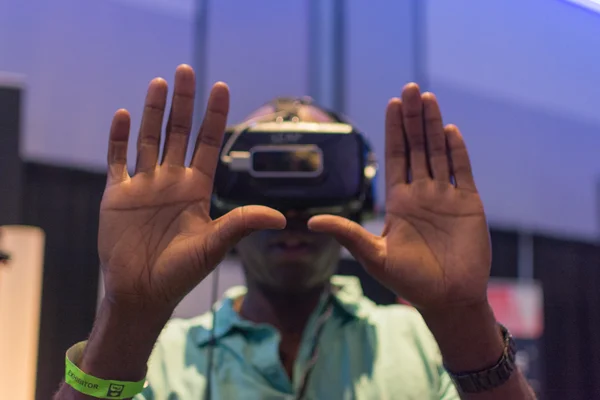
193, 275, 371, 346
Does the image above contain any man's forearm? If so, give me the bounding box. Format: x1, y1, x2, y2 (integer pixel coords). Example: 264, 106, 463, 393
54, 298, 171, 399
422, 301, 536, 400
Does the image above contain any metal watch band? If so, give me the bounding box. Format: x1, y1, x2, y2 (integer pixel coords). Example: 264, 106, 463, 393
447, 324, 517, 394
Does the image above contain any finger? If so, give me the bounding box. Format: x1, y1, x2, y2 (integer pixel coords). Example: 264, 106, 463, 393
135, 78, 168, 174
446, 124, 476, 192
191, 82, 230, 179
209, 205, 286, 255
401, 83, 429, 181
162, 65, 195, 167
384, 98, 408, 188
307, 215, 383, 268
107, 109, 131, 184
422, 92, 449, 183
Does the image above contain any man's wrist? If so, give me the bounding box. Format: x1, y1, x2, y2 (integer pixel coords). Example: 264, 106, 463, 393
420, 300, 505, 373
79, 298, 172, 382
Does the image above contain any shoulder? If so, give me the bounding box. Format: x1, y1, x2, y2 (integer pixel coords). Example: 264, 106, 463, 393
148, 311, 217, 366
331, 275, 440, 357
334, 301, 456, 396
156, 312, 213, 346
141, 313, 213, 398
148, 285, 245, 368
368, 303, 432, 335
359, 303, 443, 364
356, 304, 455, 395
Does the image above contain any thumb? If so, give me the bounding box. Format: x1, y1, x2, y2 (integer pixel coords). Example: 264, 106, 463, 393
211, 205, 286, 251
308, 215, 383, 268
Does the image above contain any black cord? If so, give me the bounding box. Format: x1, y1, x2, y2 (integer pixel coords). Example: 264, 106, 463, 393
204, 267, 220, 400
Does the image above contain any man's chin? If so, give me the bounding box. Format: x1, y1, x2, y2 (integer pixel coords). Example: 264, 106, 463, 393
264, 264, 331, 294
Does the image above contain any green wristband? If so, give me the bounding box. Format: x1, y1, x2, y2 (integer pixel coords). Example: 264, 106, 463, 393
65, 341, 146, 399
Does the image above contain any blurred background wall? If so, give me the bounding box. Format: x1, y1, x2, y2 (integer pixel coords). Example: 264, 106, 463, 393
2, 0, 599, 235
425, 0, 600, 238
0, 0, 194, 168
0, 0, 600, 237
1, 0, 599, 398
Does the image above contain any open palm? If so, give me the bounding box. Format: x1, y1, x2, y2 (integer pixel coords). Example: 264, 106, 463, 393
99, 66, 285, 310
309, 84, 491, 311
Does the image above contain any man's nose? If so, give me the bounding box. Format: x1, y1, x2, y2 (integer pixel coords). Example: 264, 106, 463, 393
284, 211, 310, 231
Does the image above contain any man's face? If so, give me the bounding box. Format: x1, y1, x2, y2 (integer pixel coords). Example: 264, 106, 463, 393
235, 214, 341, 293
233, 101, 349, 292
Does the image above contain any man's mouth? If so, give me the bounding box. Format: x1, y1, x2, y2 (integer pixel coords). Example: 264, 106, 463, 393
268, 235, 314, 252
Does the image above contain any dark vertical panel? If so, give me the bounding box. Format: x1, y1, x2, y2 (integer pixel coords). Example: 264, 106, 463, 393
0, 85, 23, 225
307, 0, 346, 112
307, 0, 321, 104
411, 0, 429, 90
597, 177, 600, 238
190, 0, 210, 162
534, 235, 600, 400
489, 229, 519, 278
331, 0, 346, 114
22, 163, 105, 400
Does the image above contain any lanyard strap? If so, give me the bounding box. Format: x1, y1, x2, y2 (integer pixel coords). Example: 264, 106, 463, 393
295, 297, 335, 399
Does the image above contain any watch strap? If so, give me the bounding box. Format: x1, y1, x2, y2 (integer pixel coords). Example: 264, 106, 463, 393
447, 324, 517, 393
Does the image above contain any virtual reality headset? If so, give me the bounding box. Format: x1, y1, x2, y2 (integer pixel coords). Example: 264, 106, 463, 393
211, 99, 378, 219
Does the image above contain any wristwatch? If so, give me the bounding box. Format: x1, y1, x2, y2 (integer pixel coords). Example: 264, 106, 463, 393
447, 324, 517, 393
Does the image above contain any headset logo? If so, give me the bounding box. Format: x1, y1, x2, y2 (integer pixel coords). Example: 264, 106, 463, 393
271, 132, 303, 144
107, 383, 125, 398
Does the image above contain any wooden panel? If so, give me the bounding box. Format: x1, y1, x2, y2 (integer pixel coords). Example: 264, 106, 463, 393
0, 226, 45, 400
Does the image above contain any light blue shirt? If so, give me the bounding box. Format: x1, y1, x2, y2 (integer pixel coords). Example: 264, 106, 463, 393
137, 275, 459, 399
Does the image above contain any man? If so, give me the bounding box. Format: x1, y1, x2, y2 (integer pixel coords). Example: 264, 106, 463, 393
55, 65, 535, 399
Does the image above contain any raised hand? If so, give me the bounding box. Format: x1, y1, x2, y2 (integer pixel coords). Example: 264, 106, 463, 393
308, 83, 491, 313
99, 65, 286, 311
